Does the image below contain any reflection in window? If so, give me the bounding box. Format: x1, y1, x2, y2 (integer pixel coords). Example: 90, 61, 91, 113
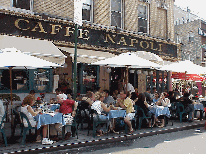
82, 0, 91, 21
111, 0, 122, 28
0, 69, 29, 91
138, 5, 148, 33
13, 0, 32, 10
34, 69, 50, 92
83, 65, 97, 92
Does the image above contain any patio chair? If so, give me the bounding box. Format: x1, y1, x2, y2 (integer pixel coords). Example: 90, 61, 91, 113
0, 111, 8, 147
174, 102, 187, 122
62, 108, 79, 140
11, 108, 23, 137
135, 106, 152, 130
88, 108, 109, 138
19, 112, 37, 144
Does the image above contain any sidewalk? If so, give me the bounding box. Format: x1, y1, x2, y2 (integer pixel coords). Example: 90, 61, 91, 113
0, 119, 205, 154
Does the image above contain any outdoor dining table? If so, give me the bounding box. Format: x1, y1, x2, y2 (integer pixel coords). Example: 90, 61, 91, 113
108, 109, 126, 134
194, 103, 204, 111
149, 106, 171, 118
34, 112, 65, 138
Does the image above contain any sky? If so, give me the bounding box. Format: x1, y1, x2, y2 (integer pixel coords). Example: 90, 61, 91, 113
174, 0, 206, 20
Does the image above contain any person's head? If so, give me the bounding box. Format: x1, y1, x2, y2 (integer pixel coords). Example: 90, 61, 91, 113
168, 91, 174, 98
103, 90, 110, 97
97, 87, 101, 92
96, 93, 105, 102
160, 92, 167, 99
29, 90, 35, 96
55, 88, 62, 95
153, 87, 156, 93
119, 90, 126, 99
146, 87, 151, 93
86, 91, 93, 98
154, 92, 159, 99
126, 91, 131, 98
138, 93, 145, 102
22, 94, 35, 106
113, 90, 118, 95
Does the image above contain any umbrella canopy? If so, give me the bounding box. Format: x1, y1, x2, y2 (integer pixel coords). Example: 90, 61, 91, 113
0, 48, 61, 67
92, 52, 162, 68
160, 60, 206, 74
134, 51, 163, 65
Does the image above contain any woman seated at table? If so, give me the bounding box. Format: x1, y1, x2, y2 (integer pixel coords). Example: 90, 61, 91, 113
135, 93, 154, 128
155, 92, 171, 127
91, 93, 112, 136
115, 91, 135, 134
21, 94, 54, 145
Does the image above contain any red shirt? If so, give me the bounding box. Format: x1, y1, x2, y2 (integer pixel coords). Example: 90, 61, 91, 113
59, 99, 75, 114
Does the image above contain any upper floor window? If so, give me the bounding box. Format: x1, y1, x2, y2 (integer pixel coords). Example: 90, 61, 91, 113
176, 35, 182, 43
111, 0, 122, 28
12, 0, 33, 11
189, 32, 194, 42
82, 0, 92, 21
138, 5, 148, 33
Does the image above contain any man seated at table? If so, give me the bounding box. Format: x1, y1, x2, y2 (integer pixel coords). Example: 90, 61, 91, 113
103, 90, 115, 106
50, 88, 78, 140
144, 88, 153, 104
181, 92, 194, 122
21, 94, 54, 144
115, 91, 135, 134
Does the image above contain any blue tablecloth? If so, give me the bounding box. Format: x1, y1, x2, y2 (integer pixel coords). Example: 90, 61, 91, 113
109, 110, 126, 119
194, 104, 204, 111
50, 104, 60, 111
34, 112, 65, 129
150, 106, 171, 118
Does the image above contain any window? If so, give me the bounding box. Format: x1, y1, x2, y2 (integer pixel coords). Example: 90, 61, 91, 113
176, 35, 181, 43
34, 69, 51, 92
82, 0, 92, 21
111, 0, 122, 28
12, 0, 33, 11
189, 32, 194, 42
138, 5, 148, 33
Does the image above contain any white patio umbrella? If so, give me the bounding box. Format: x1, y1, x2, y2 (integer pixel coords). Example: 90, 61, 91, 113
134, 51, 164, 65
0, 48, 62, 126
160, 60, 206, 74
92, 52, 162, 91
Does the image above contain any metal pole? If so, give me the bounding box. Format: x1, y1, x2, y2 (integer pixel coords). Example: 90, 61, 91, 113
73, 24, 78, 100
9, 67, 14, 131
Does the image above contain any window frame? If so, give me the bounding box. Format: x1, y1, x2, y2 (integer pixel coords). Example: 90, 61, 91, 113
189, 32, 194, 42
138, 4, 149, 34
10, 0, 33, 13
82, 0, 93, 22
110, 0, 123, 28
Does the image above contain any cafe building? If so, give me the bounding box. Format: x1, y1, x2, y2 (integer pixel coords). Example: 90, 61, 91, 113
0, 0, 180, 99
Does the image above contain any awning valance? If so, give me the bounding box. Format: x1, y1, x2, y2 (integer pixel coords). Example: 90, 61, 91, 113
0, 35, 66, 65
58, 47, 116, 64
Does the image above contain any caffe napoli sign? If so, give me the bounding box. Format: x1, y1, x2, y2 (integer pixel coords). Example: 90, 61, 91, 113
0, 13, 177, 57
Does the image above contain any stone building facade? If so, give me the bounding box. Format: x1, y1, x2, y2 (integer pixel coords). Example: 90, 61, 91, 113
174, 5, 206, 66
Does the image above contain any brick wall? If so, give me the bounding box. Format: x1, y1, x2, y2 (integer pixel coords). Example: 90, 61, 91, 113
93, 0, 110, 26
0, 0, 10, 8
33, 0, 74, 20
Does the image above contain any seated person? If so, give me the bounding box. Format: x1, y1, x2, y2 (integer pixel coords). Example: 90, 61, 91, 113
156, 92, 171, 107
168, 91, 178, 103
144, 88, 152, 104
115, 91, 135, 134
135, 93, 154, 127
103, 90, 115, 106
91, 93, 112, 136
152, 92, 160, 105
112, 90, 119, 100
21, 94, 53, 145
181, 92, 194, 122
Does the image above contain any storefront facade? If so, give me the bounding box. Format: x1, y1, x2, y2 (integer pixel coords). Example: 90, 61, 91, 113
0, 0, 179, 95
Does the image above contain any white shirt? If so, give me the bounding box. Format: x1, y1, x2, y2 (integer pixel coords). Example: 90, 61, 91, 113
126, 83, 135, 92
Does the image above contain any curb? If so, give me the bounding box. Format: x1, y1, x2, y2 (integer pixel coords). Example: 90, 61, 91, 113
5, 122, 205, 154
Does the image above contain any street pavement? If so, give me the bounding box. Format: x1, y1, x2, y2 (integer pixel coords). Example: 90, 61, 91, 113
0, 119, 205, 154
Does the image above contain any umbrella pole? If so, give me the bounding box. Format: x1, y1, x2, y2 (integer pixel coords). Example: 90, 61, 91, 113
125, 66, 129, 93
9, 67, 14, 132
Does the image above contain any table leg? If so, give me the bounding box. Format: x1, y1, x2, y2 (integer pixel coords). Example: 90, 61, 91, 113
48, 125, 50, 138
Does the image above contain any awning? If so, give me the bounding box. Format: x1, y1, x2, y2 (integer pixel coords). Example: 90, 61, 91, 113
0, 35, 66, 65
58, 47, 116, 64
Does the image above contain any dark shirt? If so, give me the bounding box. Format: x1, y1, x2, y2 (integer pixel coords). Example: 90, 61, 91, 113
169, 96, 177, 103
181, 97, 193, 108
144, 92, 152, 103
135, 100, 149, 116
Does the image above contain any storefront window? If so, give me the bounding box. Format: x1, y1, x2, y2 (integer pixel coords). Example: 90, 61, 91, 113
34, 69, 50, 92
111, 0, 122, 28
0, 69, 29, 91
82, 0, 92, 21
